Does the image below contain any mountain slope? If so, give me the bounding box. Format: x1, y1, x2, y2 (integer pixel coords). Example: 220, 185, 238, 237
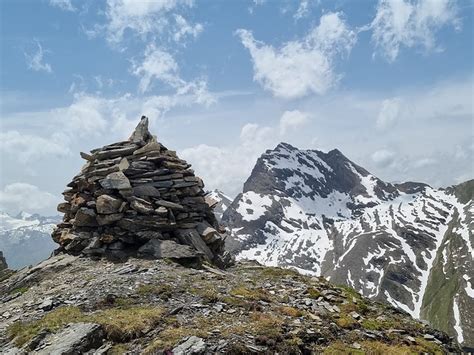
223, 142, 473, 348
0, 212, 60, 269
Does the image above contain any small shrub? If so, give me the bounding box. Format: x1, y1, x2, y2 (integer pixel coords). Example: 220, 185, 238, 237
336, 315, 356, 329
230, 286, 271, 302
278, 306, 303, 317
7, 305, 164, 346
9, 286, 29, 295
307, 287, 321, 299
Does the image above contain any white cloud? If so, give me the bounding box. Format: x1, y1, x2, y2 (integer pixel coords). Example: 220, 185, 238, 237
24, 41, 52, 73
279, 110, 310, 135
370, 0, 460, 62
173, 14, 203, 42
236, 12, 356, 99
0, 183, 59, 216
132, 45, 180, 93
376, 97, 401, 130
49, 0, 76, 11
294, 0, 310, 20
181, 122, 276, 197
371, 149, 396, 168
132, 45, 216, 105
0, 131, 71, 164
101, 0, 198, 44
412, 157, 437, 168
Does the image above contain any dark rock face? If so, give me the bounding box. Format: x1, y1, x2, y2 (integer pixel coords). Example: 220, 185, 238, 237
0, 251, 7, 271
223, 142, 473, 348
52, 116, 230, 267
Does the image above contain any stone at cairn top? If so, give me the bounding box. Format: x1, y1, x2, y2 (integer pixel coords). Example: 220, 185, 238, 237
52, 116, 231, 268
129, 116, 153, 143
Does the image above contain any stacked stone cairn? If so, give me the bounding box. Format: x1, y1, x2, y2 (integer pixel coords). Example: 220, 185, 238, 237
52, 116, 231, 267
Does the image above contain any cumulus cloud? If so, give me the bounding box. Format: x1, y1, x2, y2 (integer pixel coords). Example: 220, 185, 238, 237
0, 131, 71, 164
132, 45, 180, 93
371, 149, 396, 168
0, 183, 59, 216
376, 97, 401, 130
236, 12, 356, 99
100, 0, 199, 44
49, 0, 76, 11
181, 122, 276, 197
279, 110, 310, 135
132, 45, 215, 105
370, 0, 460, 62
24, 41, 52, 73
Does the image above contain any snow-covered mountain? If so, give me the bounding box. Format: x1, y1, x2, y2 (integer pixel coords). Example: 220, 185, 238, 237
222, 142, 473, 348
0, 212, 60, 269
205, 190, 233, 221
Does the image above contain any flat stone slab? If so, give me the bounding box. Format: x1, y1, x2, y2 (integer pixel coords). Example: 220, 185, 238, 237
35, 322, 104, 355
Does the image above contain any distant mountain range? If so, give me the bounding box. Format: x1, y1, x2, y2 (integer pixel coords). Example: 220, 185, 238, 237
219, 142, 473, 348
0, 211, 60, 269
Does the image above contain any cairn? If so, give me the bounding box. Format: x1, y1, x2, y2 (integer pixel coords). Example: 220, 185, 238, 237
52, 116, 231, 267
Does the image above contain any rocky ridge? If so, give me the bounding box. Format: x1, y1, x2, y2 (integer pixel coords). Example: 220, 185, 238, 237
0, 255, 461, 354
223, 142, 473, 348
52, 116, 230, 267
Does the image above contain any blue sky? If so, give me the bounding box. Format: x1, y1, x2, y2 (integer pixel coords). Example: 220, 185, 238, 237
0, 0, 473, 215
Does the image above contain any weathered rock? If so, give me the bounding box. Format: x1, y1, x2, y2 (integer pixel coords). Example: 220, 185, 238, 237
138, 239, 201, 259
74, 208, 97, 227
35, 323, 104, 354
80, 151, 94, 161
129, 116, 153, 143
100, 172, 131, 190
130, 197, 154, 214
175, 229, 214, 261
156, 200, 185, 211
196, 222, 220, 244
96, 213, 123, 226
132, 185, 160, 197
96, 195, 123, 214
172, 336, 207, 355
0, 251, 8, 271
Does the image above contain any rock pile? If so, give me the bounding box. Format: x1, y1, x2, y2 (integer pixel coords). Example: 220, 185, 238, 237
52, 116, 230, 267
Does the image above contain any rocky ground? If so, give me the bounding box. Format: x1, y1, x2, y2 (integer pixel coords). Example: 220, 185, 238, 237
0, 255, 461, 354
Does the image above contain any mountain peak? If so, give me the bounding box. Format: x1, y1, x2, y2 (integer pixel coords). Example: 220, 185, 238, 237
274, 142, 298, 151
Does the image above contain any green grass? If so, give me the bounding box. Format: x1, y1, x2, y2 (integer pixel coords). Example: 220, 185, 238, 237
7, 305, 164, 347
9, 286, 29, 295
